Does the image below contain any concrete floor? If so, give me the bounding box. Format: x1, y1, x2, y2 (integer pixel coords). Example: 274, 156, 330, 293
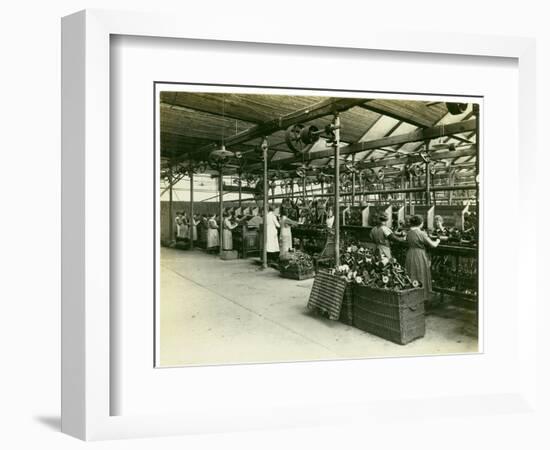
159, 248, 478, 367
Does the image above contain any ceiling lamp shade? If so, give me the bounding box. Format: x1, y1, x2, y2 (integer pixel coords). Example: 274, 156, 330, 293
431, 140, 449, 150
210, 145, 234, 160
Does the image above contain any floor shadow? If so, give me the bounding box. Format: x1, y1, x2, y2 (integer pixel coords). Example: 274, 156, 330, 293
34, 415, 61, 431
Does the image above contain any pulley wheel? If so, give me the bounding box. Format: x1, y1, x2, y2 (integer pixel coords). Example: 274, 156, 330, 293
285, 124, 305, 153
365, 168, 377, 183
412, 163, 424, 177
299, 124, 320, 146
446, 102, 468, 115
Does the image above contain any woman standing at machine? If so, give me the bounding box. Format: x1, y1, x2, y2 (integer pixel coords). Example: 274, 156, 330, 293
179, 212, 189, 240
174, 212, 182, 240
325, 207, 335, 229
265, 206, 280, 263
279, 207, 299, 261
370, 213, 402, 258
405, 215, 440, 303
434, 215, 447, 235
222, 211, 239, 251
206, 213, 219, 253
189, 213, 200, 242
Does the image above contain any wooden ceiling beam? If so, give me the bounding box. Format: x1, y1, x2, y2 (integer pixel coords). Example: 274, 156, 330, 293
360, 120, 405, 161
167, 97, 369, 165
358, 103, 433, 128
406, 109, 476, 154
319, 118, 476, 159
160, 93, 265, 123
159, 101, 258, 124
256, 118, 476, 169
357, 147, 476, 170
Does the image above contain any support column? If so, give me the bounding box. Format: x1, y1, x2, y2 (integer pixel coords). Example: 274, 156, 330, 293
218, 169, 224, 256
238, 176, 242, 209
168, 169, 174, 241
425, 161, 431, 206
262, 138, 268, 270
351, 154, 356, 206
408, 173, 413, 215
333, 114, 341, 267
189, 171, 194, 249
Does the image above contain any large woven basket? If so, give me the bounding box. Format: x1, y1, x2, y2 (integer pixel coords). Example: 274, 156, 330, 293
339, 281, 354, 325
280, 266, 314, 280
353, 285, 425, 344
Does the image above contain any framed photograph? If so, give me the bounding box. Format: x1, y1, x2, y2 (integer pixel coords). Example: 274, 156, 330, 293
153, 84, 482, 369
62, 9, 538, 441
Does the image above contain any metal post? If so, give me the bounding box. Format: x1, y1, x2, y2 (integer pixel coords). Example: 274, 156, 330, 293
168, 169, 174, 241
408, 173, 413, 215
189, 171, 194, 249
218, 169, 224, 256
351, 154, 356, 206
262, 138, 268, 269
302, 176, 306, 203
238, 176, 242, 208
333, 114, 341, 267
425, 161, 431, 206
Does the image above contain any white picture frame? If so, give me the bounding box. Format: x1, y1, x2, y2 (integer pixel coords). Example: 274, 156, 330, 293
61, 9, 539, 441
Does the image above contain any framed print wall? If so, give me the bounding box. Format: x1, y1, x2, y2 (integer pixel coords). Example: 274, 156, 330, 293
61, 9, 539, 441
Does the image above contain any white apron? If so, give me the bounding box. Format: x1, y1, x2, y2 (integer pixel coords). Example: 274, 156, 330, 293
222, 218, 237, 250
265, 212, 280, 253
206, 218, 219, 248
189, 220, 198, 240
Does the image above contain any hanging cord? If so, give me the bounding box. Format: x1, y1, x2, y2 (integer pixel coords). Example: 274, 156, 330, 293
222, 95, 225, 147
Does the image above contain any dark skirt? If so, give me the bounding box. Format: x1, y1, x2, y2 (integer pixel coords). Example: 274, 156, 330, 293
405, 248, 432, 301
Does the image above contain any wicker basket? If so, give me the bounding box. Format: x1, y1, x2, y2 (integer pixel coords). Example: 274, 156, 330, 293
220, 250, 239, 260
353, 285, 425, 344
339, 281, 354, 325
280, 267, 314, 280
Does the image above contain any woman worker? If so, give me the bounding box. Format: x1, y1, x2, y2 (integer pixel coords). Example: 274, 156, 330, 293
279, 207, 299, 261
206, 213, 219, 253
325, 207, 335, 229
174, 212, 182, 240
369, 212, 402, 258
405, 215, 441, 303
190, 213, 200, 242
222, 211, 239, 251
434, 215, 447, 235
265, 206, 280, 263
179, 212, 189, 240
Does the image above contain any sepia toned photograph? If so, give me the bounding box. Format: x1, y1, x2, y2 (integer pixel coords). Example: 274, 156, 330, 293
156, 85, 480, 367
